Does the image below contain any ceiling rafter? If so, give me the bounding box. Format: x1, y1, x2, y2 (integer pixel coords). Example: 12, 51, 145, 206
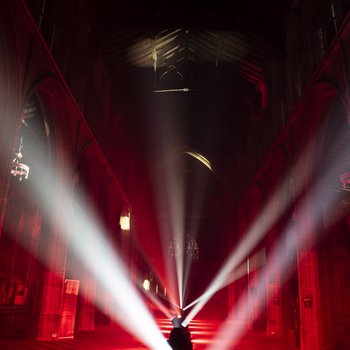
86, 0, 291, 91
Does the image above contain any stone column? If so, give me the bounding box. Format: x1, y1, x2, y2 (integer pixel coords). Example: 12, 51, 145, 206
74, 186, 97, 332
76, 274, 96, 332
265, 222, 283, 337
36, 171, 76, 340
232, 207, 249, 324
36, 221, 68, 340
266, 246, 283, 336
296, 195, 325, 350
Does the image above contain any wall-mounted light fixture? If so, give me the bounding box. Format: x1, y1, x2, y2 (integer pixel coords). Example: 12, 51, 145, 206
119, 206, 131, 230
143, 279, 150, 291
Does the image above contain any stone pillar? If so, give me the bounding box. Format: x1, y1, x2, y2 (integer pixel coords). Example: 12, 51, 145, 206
76, 273, 96, 332
231, 207, 249, 324
73, 182, 97, 332
266, 257, 283, 336
36, 171, 76, 339
36, 225, 68, 340
227, 222, 237, 319
248, 261, 266, 331
296, 195, 325, 350
266, 225, 283, 337
61, 192, 95, 332
297, 249, 324, 350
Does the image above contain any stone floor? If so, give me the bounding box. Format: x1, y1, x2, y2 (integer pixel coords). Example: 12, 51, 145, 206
0, 318, 294, 350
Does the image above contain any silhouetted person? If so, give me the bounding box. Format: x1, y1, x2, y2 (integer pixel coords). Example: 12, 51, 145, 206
171, 314, 183, 328
168, 315, 193, 350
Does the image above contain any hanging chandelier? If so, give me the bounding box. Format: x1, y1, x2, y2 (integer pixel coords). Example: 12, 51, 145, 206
168, 233, 199, 261
10, 136, 30, 181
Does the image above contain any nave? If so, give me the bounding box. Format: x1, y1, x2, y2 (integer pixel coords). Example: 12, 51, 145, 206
0, 318, 292, 350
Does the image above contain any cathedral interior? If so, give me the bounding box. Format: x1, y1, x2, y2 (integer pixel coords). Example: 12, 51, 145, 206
1, 0, 350, 349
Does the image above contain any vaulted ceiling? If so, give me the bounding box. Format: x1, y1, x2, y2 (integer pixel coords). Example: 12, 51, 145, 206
86, 0, 289, 88
81, 1, 293, 213
82, 0, 293, 211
